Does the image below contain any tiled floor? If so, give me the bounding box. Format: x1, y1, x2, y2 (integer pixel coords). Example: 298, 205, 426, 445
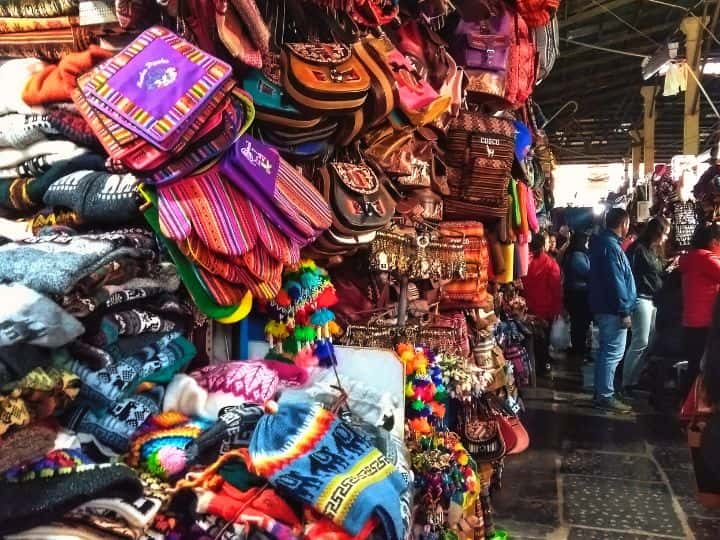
493, 361, 720, 539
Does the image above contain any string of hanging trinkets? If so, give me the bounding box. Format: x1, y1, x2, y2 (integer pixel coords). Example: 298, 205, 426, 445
265, 260, 342, 367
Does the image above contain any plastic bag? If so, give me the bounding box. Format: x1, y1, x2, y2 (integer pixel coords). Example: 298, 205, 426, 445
549, 315, 571, 351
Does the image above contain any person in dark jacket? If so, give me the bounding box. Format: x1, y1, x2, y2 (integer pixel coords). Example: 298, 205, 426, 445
588, 208, 637, 413
622, 217, 670, 393
562, 231, 591, 359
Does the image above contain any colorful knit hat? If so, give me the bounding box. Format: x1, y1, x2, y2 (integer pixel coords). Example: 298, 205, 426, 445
163, 360, 282, 420
265, 260, 341, 366
127, 411, 212, 480
249, 397, 407, 540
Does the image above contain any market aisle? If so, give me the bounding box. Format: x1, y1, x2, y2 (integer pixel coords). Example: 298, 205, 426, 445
493, 363, 720, 540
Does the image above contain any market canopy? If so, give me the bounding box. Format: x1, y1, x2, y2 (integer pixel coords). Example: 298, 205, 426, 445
538, 0, 720, 164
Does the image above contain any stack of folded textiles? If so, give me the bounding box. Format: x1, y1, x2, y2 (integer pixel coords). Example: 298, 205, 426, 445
71, 26, 333, 308
0, 0, 96, 60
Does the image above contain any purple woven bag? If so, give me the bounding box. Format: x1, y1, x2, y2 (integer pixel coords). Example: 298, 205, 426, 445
81, 26, 233, 151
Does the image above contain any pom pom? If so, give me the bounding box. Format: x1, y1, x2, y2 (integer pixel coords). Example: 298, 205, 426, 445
275, 289, 291, 307
157, 446, 187, 477
294, 325, 316, 343
310, 308, 335, 326
315, 339, 336, 367
409, 417, 432, 435
285, 280, 303, 300
295, 306, 310, 325
327, 320, 342, 336
294, 347, 319, 368
264, 400, 279, 414
298, 259, 318, 272
300, 271, 322, 290
265, 321, 289, 339
315, 286, 338, 308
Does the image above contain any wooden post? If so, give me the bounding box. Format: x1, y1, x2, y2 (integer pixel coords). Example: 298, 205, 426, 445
630, 129, 642, 183
681, 16, 703, 156
640, 86, 656, 176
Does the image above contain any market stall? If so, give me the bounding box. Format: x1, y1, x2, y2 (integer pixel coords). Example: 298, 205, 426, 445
0, 1, 560, 539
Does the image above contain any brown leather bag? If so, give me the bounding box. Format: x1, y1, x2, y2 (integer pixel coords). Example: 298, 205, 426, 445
312, 160, 395, 254
281, 42, 371, 113
353, 35, 398, 129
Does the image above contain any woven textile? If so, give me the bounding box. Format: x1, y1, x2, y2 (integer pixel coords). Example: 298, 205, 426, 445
80, 26, 232, 150
158, 166, 258, 257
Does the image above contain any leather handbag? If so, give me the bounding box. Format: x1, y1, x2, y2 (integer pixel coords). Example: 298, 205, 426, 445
353, 35, 397, 129
364, 125, 414, 177
260, 120, 339, 146
459, 397, 506, 463
243, 69, 325, 129
316, 160, 395, 237
281, 42, 371, 114
453, 16, 512, 71
490, 395, 529, 455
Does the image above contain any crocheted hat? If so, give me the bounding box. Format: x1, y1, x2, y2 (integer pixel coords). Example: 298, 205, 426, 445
249, 397, 406, 540
127, 411, 212, 480
163, 360, 283, 420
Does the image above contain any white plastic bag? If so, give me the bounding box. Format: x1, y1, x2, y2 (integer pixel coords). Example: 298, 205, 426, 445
550, 315, 571, 351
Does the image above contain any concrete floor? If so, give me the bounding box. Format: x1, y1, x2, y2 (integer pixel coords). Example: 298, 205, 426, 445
493, 361, 720, 540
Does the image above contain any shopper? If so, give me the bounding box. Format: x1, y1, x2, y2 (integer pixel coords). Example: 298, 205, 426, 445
547, 232, 559, 260
691, 297, 720, 508
679, 223, 720, 398
622, 217, 670, 394
589, 208, 637, 413
563, 231, 592, 359
522, 231, 563, 376
522, 231, 563, 323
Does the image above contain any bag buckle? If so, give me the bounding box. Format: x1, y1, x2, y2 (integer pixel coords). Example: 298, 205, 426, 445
329, 67, 344, 82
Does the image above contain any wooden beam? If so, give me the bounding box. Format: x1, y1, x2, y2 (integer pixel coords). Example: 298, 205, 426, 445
681, 16, 703, 155
559, 0, 641, 29
641, 85, 656, 175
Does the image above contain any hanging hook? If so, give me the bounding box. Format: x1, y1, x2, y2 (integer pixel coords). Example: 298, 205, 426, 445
541, 100, 579, 130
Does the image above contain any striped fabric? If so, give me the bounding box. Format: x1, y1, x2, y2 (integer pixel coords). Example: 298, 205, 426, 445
0, 15, 77, 32
72, 82, 237, 179
82, 26, 232, 150
222, 139, 332, 243
248, 201, 300, 265
196, 267, 251, 307
157, 167, 258, 257
180, 233, 279, 299
0, 0, 78, 17
74, 68, 235, 158
0, 27, 92, 61
241, 242, 283, 285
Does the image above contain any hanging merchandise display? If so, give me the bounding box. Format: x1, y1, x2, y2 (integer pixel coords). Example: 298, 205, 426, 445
0, 0, 561, 538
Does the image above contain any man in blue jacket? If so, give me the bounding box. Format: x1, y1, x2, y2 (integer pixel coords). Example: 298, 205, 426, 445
589, 208, 637, 413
